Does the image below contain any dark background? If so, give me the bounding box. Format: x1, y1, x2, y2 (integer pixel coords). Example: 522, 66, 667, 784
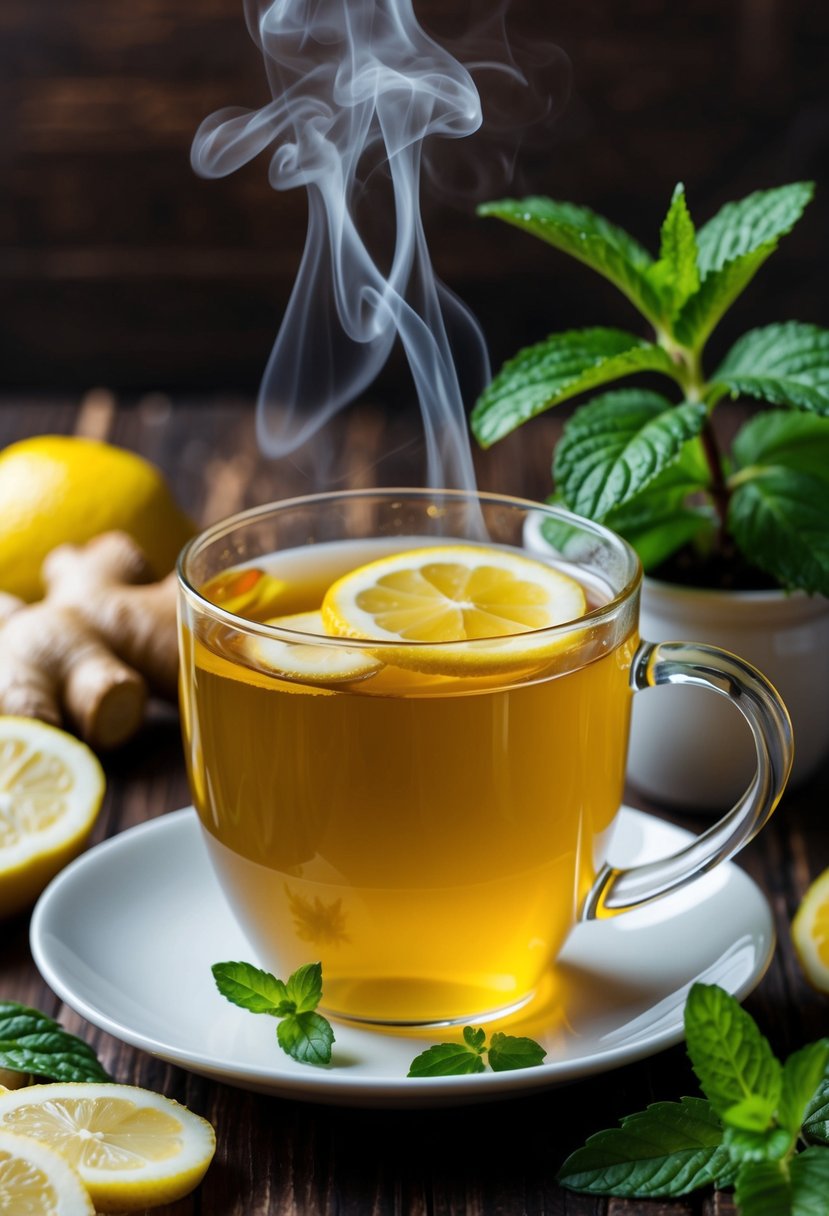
2, 0, 828, 398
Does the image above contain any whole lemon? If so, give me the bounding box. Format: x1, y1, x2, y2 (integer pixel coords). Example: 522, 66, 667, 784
0, 435, 194, 600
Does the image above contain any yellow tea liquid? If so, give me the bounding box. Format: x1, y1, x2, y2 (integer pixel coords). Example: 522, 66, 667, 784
180, 539, 636, 1024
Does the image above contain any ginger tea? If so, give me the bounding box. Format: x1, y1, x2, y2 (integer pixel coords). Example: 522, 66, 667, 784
180, 534, 636, 1026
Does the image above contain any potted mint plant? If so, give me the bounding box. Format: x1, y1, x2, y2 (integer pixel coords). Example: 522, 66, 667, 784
472, 182, 829, 807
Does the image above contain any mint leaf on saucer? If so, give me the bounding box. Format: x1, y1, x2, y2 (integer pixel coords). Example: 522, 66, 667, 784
211, 961, 290, 1015
487, 1032, 546, 1072
277, 1011, 335, 1066
0, 1001, 110, 1083
212, 959, 335, 1067
684, 982, 782, 1127
408, 1025, 545, 1077
284, 962, 324, 1015
407, 1040, 486, 1078
557, 1097, 736, 1197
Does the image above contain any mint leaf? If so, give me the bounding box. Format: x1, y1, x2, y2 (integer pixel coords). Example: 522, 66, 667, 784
803, 1078, 829, 1145
212, 959, 336, 1066
728, 468, 829, 595
556, 1097, 736, 1197
553, 388, 706, 521
684, 984, 782, 1124
723, 1123, 794, 1163
673, 242, 776, 349
285, 962, 323, 1015
212, 961, 290, 1016
605, 437, 714, 568
791, 1146, 829, 1214
0, 1002, 110, 1084
276, 1011, 334, 1066
712, 322, 829, 414
734, 1159, 791, 1216
695, 182, 814, 277
724, 1093, 784, 1134
487, 1033, 546, 1072
408, 1040, 486, 1077
732, 409, 829, 485
607, 494, 713, 570
779, 1040, 829, 1137
463, 1026, 486, 1052
647, 183, 699, 316
472, 328, 679, 447
477, 196, 662, 323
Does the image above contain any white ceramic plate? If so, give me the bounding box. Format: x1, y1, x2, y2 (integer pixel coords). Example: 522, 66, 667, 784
31, 807, 774, 1108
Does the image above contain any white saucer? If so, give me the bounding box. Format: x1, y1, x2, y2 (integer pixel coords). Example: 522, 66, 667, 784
30, 807, 774, 1108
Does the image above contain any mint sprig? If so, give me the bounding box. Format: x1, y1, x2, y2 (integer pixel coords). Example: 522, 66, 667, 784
557, 982, 829, 1214
473, 181, 829, 594
212, 960, 335, 1066
0, 1001, 110, 1083
408, 1025, 545, 1077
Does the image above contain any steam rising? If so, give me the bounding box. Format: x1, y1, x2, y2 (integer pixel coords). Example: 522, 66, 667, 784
191, 0, 501, 490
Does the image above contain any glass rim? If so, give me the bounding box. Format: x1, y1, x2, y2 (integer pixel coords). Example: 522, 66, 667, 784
176, 487, 643, 649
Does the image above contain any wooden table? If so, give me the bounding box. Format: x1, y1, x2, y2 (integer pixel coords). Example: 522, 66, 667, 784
1, 394, 827, 1215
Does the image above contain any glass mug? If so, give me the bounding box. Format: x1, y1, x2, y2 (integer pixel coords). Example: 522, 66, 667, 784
177, 489, 792, 1027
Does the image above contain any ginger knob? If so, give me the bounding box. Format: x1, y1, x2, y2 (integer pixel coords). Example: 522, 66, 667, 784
0, 532, 180, 750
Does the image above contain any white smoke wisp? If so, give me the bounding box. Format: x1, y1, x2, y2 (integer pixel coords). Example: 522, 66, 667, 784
191, 0, 505, 493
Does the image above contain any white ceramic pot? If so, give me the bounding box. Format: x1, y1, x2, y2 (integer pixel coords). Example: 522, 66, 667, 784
627, 579, 829, 810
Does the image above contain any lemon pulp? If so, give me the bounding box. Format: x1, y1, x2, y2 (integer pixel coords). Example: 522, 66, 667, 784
0, 718, 105, 919
0, 1084, 215, 1213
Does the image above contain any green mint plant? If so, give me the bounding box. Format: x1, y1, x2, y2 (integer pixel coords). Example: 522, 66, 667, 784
212, 960, 335, 1066
558, 983, 829, 1214
408, 1025, 546, 1077
0, 1001, 110, 1083
472, 182, 829, 593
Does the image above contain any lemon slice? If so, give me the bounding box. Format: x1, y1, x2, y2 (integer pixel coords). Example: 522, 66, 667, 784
0, 1083, 216, 1212
792, 868, 829, 992
321, 544, 586, 673
0, 718, 105, 920
0, 1129, 94, 1215
243, 610, 382, 685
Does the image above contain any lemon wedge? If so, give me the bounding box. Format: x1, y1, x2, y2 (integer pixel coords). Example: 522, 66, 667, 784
321, 544, 586, 674
243, 610, 382, 685
0, 718, 105, 919
0, 1128, 94, 1215
0, 1083, 216, 1212
792, 868, 829, 992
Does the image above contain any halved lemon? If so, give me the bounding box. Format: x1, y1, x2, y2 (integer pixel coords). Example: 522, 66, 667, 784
792, 868, 829, 992
243, 610, 383, 685
0, 718, 105, 919
321, 544, 586, 674
0, 1129, 94, 1215
0, 1083, 216, 1212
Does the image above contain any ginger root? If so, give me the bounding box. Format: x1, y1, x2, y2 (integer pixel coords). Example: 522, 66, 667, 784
0, 532, 179, 749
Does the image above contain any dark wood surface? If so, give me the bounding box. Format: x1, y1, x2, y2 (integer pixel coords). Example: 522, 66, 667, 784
2, 0, 827, 392
1, 395, 828, 1215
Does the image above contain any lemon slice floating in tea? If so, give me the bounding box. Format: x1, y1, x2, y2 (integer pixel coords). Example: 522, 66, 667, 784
243, 610, 382, 685
792, 868, 829, 992
0, 1128, 95, 1215
0, 718, 105, 919
321, 544, 586, 673
0, 1083, 216, 1213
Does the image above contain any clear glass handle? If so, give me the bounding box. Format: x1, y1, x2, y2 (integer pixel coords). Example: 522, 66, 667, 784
582, 639, 794, 920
